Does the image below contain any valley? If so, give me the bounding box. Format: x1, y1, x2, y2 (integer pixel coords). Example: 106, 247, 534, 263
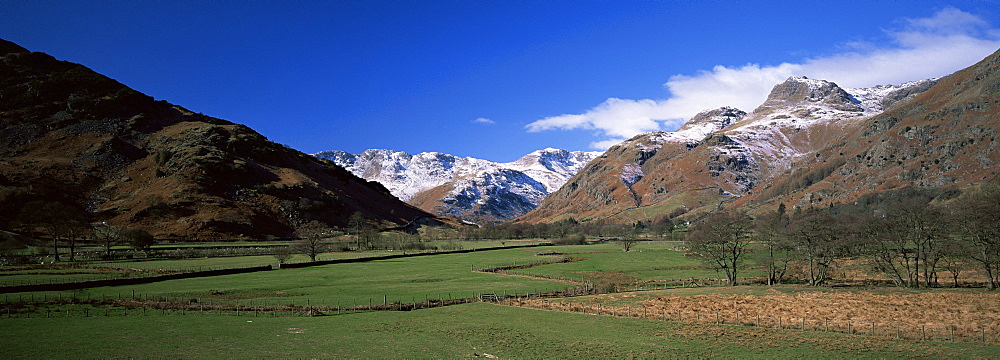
1, 32, 998, 359
3, 242, 999, 359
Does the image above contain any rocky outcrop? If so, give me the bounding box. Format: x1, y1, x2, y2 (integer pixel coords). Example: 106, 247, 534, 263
754, 76, 864, 114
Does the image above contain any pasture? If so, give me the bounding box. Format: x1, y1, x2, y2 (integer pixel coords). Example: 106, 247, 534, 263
2, 241, 998, 359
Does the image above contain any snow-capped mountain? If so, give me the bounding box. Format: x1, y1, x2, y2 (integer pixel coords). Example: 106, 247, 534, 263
314, 148, 600, 223
522, 74, 953, 224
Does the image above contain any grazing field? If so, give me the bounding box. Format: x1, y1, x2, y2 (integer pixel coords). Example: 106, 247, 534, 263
3, 302, 998, 359
2, 247, 574, 307
3, 243, 999, 358
0, 240, 548, 286
507, 242, 762, 288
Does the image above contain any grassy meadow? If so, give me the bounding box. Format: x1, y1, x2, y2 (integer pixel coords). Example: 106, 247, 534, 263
3, 302, 997, 359
2, 241, 998, 359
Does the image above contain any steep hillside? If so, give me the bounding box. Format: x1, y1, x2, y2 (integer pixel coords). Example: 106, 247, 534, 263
747, 48, 999, 210
523, 107, 747, 222
519, 62, 967, 223
0, 39, 435, 239
315, 148, 599, 223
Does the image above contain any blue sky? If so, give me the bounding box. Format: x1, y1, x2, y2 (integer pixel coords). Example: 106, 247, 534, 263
3, 1, 999, 161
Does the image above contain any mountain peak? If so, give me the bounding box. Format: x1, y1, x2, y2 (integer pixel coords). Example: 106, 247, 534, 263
686, 106, 746, 128
317, 148, 599, 222
664, 106, 746, 143
754, 76, 863, 114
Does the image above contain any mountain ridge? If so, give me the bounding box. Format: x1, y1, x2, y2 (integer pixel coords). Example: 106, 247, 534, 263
0, 40, 437, 239
517, 59, 990, 224
315, 148, 600, 223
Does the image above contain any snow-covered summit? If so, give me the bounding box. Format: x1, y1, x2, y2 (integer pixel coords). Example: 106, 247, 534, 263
669, 106, 747, 143
614, 106, 747, 152
845, 78, 939, 113
313, 148, 599, 222
753, 76, 865, 115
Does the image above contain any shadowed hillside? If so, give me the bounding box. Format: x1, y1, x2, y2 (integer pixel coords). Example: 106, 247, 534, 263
0, 39, 436, 240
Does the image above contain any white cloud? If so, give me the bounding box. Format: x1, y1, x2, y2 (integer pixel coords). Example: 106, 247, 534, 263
525, 7, 1000, 150
526, 98, 684, 138
473, 117, 496, 125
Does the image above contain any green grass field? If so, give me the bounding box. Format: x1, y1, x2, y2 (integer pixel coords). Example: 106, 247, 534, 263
3, 247, 575, 307
1, 240, 549, 286
2, 302, 995, 359
510, 242, 763, 285
3, 243, 997, 358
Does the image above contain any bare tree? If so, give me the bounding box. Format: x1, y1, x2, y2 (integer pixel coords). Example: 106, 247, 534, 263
294, 221, 331, 262
64, 219, 89, 262
756, 204, 791, 285
946, 184, 1000, 289
23, 201, 87, 262
93, 222, 123, 259
788, 209, 856, 286
348, 212, 381, 250
861, 199, 949, 287
273, 246, 293, 268
685, 211, 754, 285
619, 225, 642, 252
861, 214, 914, 287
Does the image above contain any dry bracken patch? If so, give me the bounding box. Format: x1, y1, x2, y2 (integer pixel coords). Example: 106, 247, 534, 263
508, 290, 1000, 342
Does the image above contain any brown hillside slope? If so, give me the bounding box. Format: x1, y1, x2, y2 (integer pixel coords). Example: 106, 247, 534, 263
0, 40, 435, 239
742, 48, 1000, 210
520, 49, 998, 224
522, 107, 747, 223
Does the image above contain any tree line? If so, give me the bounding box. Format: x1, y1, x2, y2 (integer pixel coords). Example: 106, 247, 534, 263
2, 200, 156, 264
685, 184, 1000, 289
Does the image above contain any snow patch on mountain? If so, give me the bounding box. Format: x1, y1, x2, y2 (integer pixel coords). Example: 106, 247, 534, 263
705, 76, 940, 192
845, 78, 940, 113
620, 163, 644, 185
314, 148, 600, 221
